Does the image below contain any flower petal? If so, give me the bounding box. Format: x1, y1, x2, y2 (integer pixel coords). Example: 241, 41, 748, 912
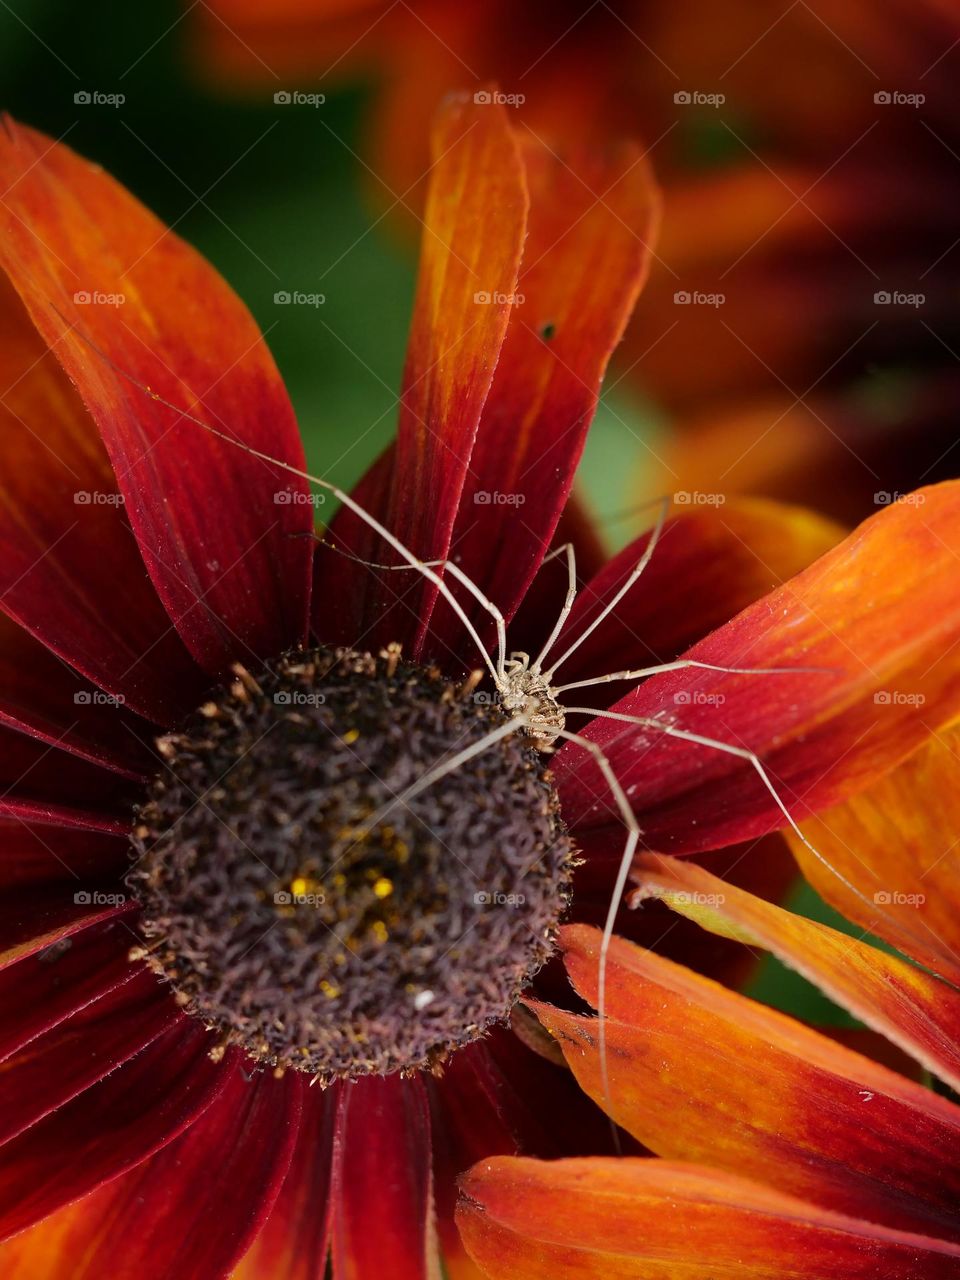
0, 117, 314, 674
0, 890, 132, 971
787, 724, 960, 986
0, 815, 127, 888
0, 724, 138, 819
550, 498, 842, 690
0, 1065, 301, 1280
0, 969, 176, 1147
0, 273, 206, 723
331, 1074, 434, 1280
316, 93, 528, 656
0, 919, 137, 1062
457, 1156, 960, 1279
533, 924, 960, 1242
0, 1020, 229, 1244
556, 481, 960, 853
231, 1086, 337, 1280
0, 613, 158, 778
425, 135, 659, 661
632, 853, 960, 1092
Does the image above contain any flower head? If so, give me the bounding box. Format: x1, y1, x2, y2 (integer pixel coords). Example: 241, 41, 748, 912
0, 94, 956, 1280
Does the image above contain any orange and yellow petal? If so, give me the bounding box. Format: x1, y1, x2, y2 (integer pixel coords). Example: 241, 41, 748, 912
457, 1156, 960, 1280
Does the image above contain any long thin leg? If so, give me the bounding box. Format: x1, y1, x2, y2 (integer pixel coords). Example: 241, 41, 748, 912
551, 725, 641, 1140
541, 497, 671, 680
554, 657, 826, 695
60, 322, 504, 686
318, 539, 509, 681
560, 704, 884, 919
530, 543, 578, 674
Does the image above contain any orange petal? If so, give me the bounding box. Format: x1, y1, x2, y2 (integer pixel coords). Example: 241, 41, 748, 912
457, 1156, 960, 1279
787, 724, 960, 986
558, 480, 960, 853
632, 853, 960, 1092
0, 117, 314, 675
533, 924, 960, 1243
427, 131, 660, 659
316, 91, 528, 655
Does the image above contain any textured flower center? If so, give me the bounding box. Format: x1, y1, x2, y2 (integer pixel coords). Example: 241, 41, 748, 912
128, 646, 574, 1081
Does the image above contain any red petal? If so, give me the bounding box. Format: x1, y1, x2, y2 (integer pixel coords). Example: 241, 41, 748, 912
0, 118, 313, 674
0, 274, 205, 723
0, 920, 137, 1062
0, 815, 127, 888
0, 613, 157, 778
425, 136, 659, 660
0, 725, 137, 817
458, 1156, 960, 1279
0, 1066, 301, 1280
331, 1074, 434, 1279
536, 924, 960, 1243
316, 92, 528, 655
232, 1086, 337, 1280
0, 969, 176, 1147
0, 891, 133, 971
0, 1020, 229, 1243
556, 481, 960, 852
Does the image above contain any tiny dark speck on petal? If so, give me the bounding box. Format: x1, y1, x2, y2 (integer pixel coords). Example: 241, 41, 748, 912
540, 322, 556, 341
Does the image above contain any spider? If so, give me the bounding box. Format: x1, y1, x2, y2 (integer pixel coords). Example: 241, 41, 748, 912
69, 332, 865, 1121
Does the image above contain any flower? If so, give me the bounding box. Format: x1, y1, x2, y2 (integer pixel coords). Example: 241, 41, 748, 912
457, 764, 960, 1276
194, 0, 960, 522
0, 96, 958, 1280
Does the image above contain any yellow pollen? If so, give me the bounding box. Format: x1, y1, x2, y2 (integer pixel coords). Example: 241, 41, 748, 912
319, 979, 341, 999
371, 920, 389, 943
291, 876, 310, 897
373, 877, 393, 899
342, 728, 360, 744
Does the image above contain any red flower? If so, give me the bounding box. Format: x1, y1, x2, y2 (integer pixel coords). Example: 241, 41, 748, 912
0, 97, 957, 1280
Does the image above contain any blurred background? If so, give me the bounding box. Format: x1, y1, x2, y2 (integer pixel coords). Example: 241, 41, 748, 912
4, 0, 958, 1024
7, 0, 958, 543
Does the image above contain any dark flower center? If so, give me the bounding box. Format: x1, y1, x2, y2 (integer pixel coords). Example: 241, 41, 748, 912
128, 646, 574, 1081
